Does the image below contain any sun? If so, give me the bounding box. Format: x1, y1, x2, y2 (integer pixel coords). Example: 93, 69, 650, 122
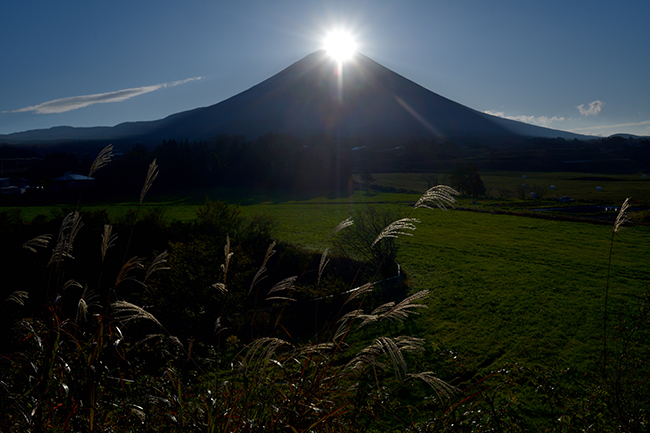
323, 30, 357, 62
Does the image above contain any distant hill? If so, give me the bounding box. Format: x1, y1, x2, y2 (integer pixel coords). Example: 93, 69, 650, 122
1, 50, 589, 145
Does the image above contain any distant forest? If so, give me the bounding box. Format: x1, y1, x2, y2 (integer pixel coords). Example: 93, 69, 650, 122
1, 133, 649, 202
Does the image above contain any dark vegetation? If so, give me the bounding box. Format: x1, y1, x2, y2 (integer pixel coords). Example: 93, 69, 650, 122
1, 132, 649, 205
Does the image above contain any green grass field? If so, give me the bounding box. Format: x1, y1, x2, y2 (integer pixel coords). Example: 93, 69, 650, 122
236, 196, 650, 375
5, 171, 649, 377
371, 170, 650, 203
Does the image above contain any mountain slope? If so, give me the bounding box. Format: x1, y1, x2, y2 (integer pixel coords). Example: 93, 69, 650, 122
1, 50, 587, 143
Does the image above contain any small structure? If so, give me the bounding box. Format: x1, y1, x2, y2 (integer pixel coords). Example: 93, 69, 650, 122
522, 175, 527, 179
596, 186, 603, 191
0, 178, 28, 195
52, 173, 95, 190
530, 192, 536, 198
550, 185, 556, 190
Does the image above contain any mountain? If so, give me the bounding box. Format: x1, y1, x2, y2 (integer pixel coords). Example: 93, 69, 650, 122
1, 50, 588, 144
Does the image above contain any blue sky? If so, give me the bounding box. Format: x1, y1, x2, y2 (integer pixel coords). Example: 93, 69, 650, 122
2, 0, 649, 137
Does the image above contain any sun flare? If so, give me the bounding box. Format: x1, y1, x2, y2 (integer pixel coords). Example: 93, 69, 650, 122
323, 31, 356, 62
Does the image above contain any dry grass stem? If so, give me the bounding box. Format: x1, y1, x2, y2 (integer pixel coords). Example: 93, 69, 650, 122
407, 372, 457, 400
49, 211, 83, 265
100, 224, 117, 263
88, 144, 114, 178
115, 256, 145, 287
221, 236, 233, 282
379, 290, 429, 323
112, 300, 163, 328
317, 248, 330, 285
298, 342, 337, 356
136, 333, 166, 346
325, 217, 354, 241
414, 185, 459, 211
345, 336, 408, 378
144, 250, 170, 283
266, 276, 297, 301
22, 234, 51, 253
63, 279, 83, 292
343, 282, 373, 306
76, 285, 100, 323
371, 218, 420, 247
334, 310, 377, 340
139, 159, 159, 205
212, 283, 227, 293
4, 291, 29, 306
249, 241, 276, 295
614, 197, 631, 233
244, 337, 291, 366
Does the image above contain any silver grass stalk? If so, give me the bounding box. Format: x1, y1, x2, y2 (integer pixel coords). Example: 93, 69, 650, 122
63, 279, 83, 292
22, 234, 51, 253
334, 309, 376, 341
212, 282, 228, 294
603, 196, 632, 381
76, 285, 101, 323
244, 337, 291, 367
378, 290, 429, 323
213, 236, 233, 293
49, 211, 83, 266
317, 248, 330, 285
4, 291, 29, 306
371, 218, 420, 247
88, 144, 114, 178
100, 224, 117, 263
249, 241, 276, 295
221, 236, 233, 283
266, 276, 298, 301
343, 282, 374, 306
139, 159, 159, 205
407, 372, 457, 400
115, 256, 145, 287
165, 335, 183, 350
298, 342, 337, 356
414, 185, 459, 211
144, 250, 170, 283
112, 300, 162, 328
344, 336, 402, 378
214, 317, 229, 335
614, 197, 631, 233
136, 333, 166, 346
325, 217, 354, 241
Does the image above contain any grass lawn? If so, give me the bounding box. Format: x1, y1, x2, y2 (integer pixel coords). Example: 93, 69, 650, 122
234, 195, 650, 376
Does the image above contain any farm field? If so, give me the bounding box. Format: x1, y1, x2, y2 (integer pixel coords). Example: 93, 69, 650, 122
242, 198, 650, 374
2, 170, 649, 428
3, 172, 649, 369
370, 170, 650, 203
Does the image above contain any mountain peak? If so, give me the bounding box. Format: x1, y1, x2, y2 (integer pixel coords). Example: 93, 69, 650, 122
1, 51, 587, 144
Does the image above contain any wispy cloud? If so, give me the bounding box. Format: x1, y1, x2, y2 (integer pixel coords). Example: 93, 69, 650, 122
484, 110, 566, 128
576, 100, 603, 116
5, 77, 202, 114
570, 119, 650, 132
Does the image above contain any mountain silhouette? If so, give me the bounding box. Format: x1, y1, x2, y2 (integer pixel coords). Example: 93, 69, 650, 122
1, 51, 586, 143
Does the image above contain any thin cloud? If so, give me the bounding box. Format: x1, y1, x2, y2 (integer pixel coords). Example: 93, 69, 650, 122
576, 100, 603, 116
484, 110, 566, 127
5, 77, 202, 114
570, 119, 650, 132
